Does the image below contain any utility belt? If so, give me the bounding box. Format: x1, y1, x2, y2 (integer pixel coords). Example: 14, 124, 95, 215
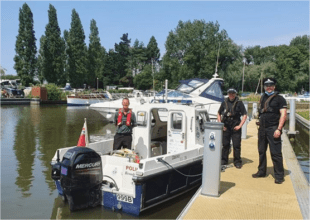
116, 133, 132, 136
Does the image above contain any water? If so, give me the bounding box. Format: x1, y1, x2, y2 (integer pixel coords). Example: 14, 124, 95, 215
287, 121, 310, 182
0, 105, 197, 219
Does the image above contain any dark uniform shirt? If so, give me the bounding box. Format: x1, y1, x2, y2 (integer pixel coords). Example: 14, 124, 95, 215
259, 94, 287, 127
218, 98, 247, 126
114, 109, 137, 134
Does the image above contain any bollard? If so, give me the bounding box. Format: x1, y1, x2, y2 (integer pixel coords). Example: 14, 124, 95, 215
242, 102, 249, 139
289, 99, 296, 134
252, 102, 258, 119
201, 122, 224, 197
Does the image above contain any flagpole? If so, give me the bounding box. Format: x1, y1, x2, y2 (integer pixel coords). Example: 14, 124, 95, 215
85, 118, 89, 147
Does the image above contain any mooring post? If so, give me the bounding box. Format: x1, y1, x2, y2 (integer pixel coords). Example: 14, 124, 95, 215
288, 99, 296, 134
242, 102, 249, 139
252, 102, 258, 119
201, 122, 224, 197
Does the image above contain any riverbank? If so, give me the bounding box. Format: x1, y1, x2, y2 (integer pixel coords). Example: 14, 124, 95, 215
1, 98, 67, 105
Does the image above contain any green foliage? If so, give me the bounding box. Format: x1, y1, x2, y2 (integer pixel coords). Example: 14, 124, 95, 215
45, 83, 62, 100
114, 33, 131, 86
161, 19, 241, 86
13, 3, 37, 87
146, 36, 160, 63
133, 65, 153, 90
87, 19, 104, 88
66, 9, 88, 88
243, 93, 261, 102
108, 89, 131, 93
38, 4, 66, 86
1, 75, 20, 80
297, 111, 310, 120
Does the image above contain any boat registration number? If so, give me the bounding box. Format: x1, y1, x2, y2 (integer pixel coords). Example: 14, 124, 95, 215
116, 194, 133, 204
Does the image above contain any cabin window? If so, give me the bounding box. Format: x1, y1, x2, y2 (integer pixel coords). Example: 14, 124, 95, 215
171, 113, 183, 130
136, 111, 147, 127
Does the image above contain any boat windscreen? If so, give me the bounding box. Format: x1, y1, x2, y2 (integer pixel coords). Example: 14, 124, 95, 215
177, 79, 208, 94
199, 81, 224, 102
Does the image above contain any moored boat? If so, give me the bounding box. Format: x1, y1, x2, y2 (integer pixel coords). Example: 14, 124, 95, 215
51, 102, 217, 215
90, 74, 224, 119
67, 93, 110, 106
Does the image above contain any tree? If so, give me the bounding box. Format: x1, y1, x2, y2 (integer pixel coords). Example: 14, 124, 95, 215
161, 19, 241, 87
14, 3, 37, 86
66, 9, 88, 88
126, 39, 147, 77
146, 36, 160, 63
39, 4, 65, 85
87, 19, 105, 88
114, 33, 131, 85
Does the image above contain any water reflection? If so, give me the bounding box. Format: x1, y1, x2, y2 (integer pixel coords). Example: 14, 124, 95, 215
14, 106, 36, 197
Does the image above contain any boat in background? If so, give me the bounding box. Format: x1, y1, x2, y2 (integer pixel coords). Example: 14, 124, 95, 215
90, 74, 224, 119
67, 93, 110, 106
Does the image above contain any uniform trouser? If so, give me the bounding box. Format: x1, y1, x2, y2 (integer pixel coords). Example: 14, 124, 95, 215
258, 126, 284, 179
113, 133, 132, 150
222, 125, 242, 165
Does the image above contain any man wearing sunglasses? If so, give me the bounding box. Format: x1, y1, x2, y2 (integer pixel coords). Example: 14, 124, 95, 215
252, 77, 287, 184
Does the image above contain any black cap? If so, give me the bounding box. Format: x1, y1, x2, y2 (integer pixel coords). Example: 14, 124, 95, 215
227, 88, 237, 94
263, 77, 276, 86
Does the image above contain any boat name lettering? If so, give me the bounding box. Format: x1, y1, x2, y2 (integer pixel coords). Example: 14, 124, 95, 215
172, 155, 180, 160
75, 162, 101, 169
126, 166, 138, 171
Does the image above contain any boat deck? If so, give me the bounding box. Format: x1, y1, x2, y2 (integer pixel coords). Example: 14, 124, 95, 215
179, 120, 309, 219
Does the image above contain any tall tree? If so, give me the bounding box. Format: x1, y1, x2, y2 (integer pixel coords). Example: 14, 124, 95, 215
14, 3, 37, 86
114, 33, 131, 85
146, 36, 160, 63
39, 4, 65, 85
127, 39, 147, 77
66, 9, 88, 88
161, 20, 241, 88
87, 19, 104, 88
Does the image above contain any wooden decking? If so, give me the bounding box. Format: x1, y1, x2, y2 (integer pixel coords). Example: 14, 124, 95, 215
178, 120, 309, 219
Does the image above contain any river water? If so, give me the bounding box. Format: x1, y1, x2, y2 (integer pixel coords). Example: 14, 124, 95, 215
1, 105, 309, 219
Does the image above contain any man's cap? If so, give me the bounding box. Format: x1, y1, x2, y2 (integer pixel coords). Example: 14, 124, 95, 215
227, 88, 237, 94
263, 77, 277, 86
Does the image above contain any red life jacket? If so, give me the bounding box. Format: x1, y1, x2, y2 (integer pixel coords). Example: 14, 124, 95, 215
117, 108, 132, 126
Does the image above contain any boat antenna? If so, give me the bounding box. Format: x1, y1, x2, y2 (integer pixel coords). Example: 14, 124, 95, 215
213, 42, 220, 78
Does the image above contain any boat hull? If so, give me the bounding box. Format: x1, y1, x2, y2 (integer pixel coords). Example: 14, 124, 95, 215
54, 159, 202, 216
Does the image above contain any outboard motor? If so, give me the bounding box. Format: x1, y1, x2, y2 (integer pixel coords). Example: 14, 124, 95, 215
52, 147, 103, 211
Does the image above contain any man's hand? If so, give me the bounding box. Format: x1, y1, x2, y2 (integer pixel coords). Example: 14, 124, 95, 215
234, 125, 241, 131
273, 129, 281, 138
223, 126, 227, 131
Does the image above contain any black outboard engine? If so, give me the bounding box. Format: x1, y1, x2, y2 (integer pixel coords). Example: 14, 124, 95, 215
53, 147, 103, 211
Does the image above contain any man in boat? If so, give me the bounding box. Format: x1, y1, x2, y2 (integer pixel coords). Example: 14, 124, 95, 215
217, 88, 247, 169
113, 98, 137, 150
252, 78, 287, 184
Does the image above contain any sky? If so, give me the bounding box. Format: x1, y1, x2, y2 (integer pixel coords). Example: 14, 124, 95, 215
1, 1, 309, 76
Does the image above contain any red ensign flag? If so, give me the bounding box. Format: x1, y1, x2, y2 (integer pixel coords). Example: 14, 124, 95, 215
77, 119, 89, 147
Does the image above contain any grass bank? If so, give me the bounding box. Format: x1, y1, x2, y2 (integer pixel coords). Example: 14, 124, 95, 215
297, 111, 310, 120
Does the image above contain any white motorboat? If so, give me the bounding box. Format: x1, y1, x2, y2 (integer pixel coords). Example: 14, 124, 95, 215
89, 74, 224, 119
50, 102, 217, 215
67, 93, 110, 106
